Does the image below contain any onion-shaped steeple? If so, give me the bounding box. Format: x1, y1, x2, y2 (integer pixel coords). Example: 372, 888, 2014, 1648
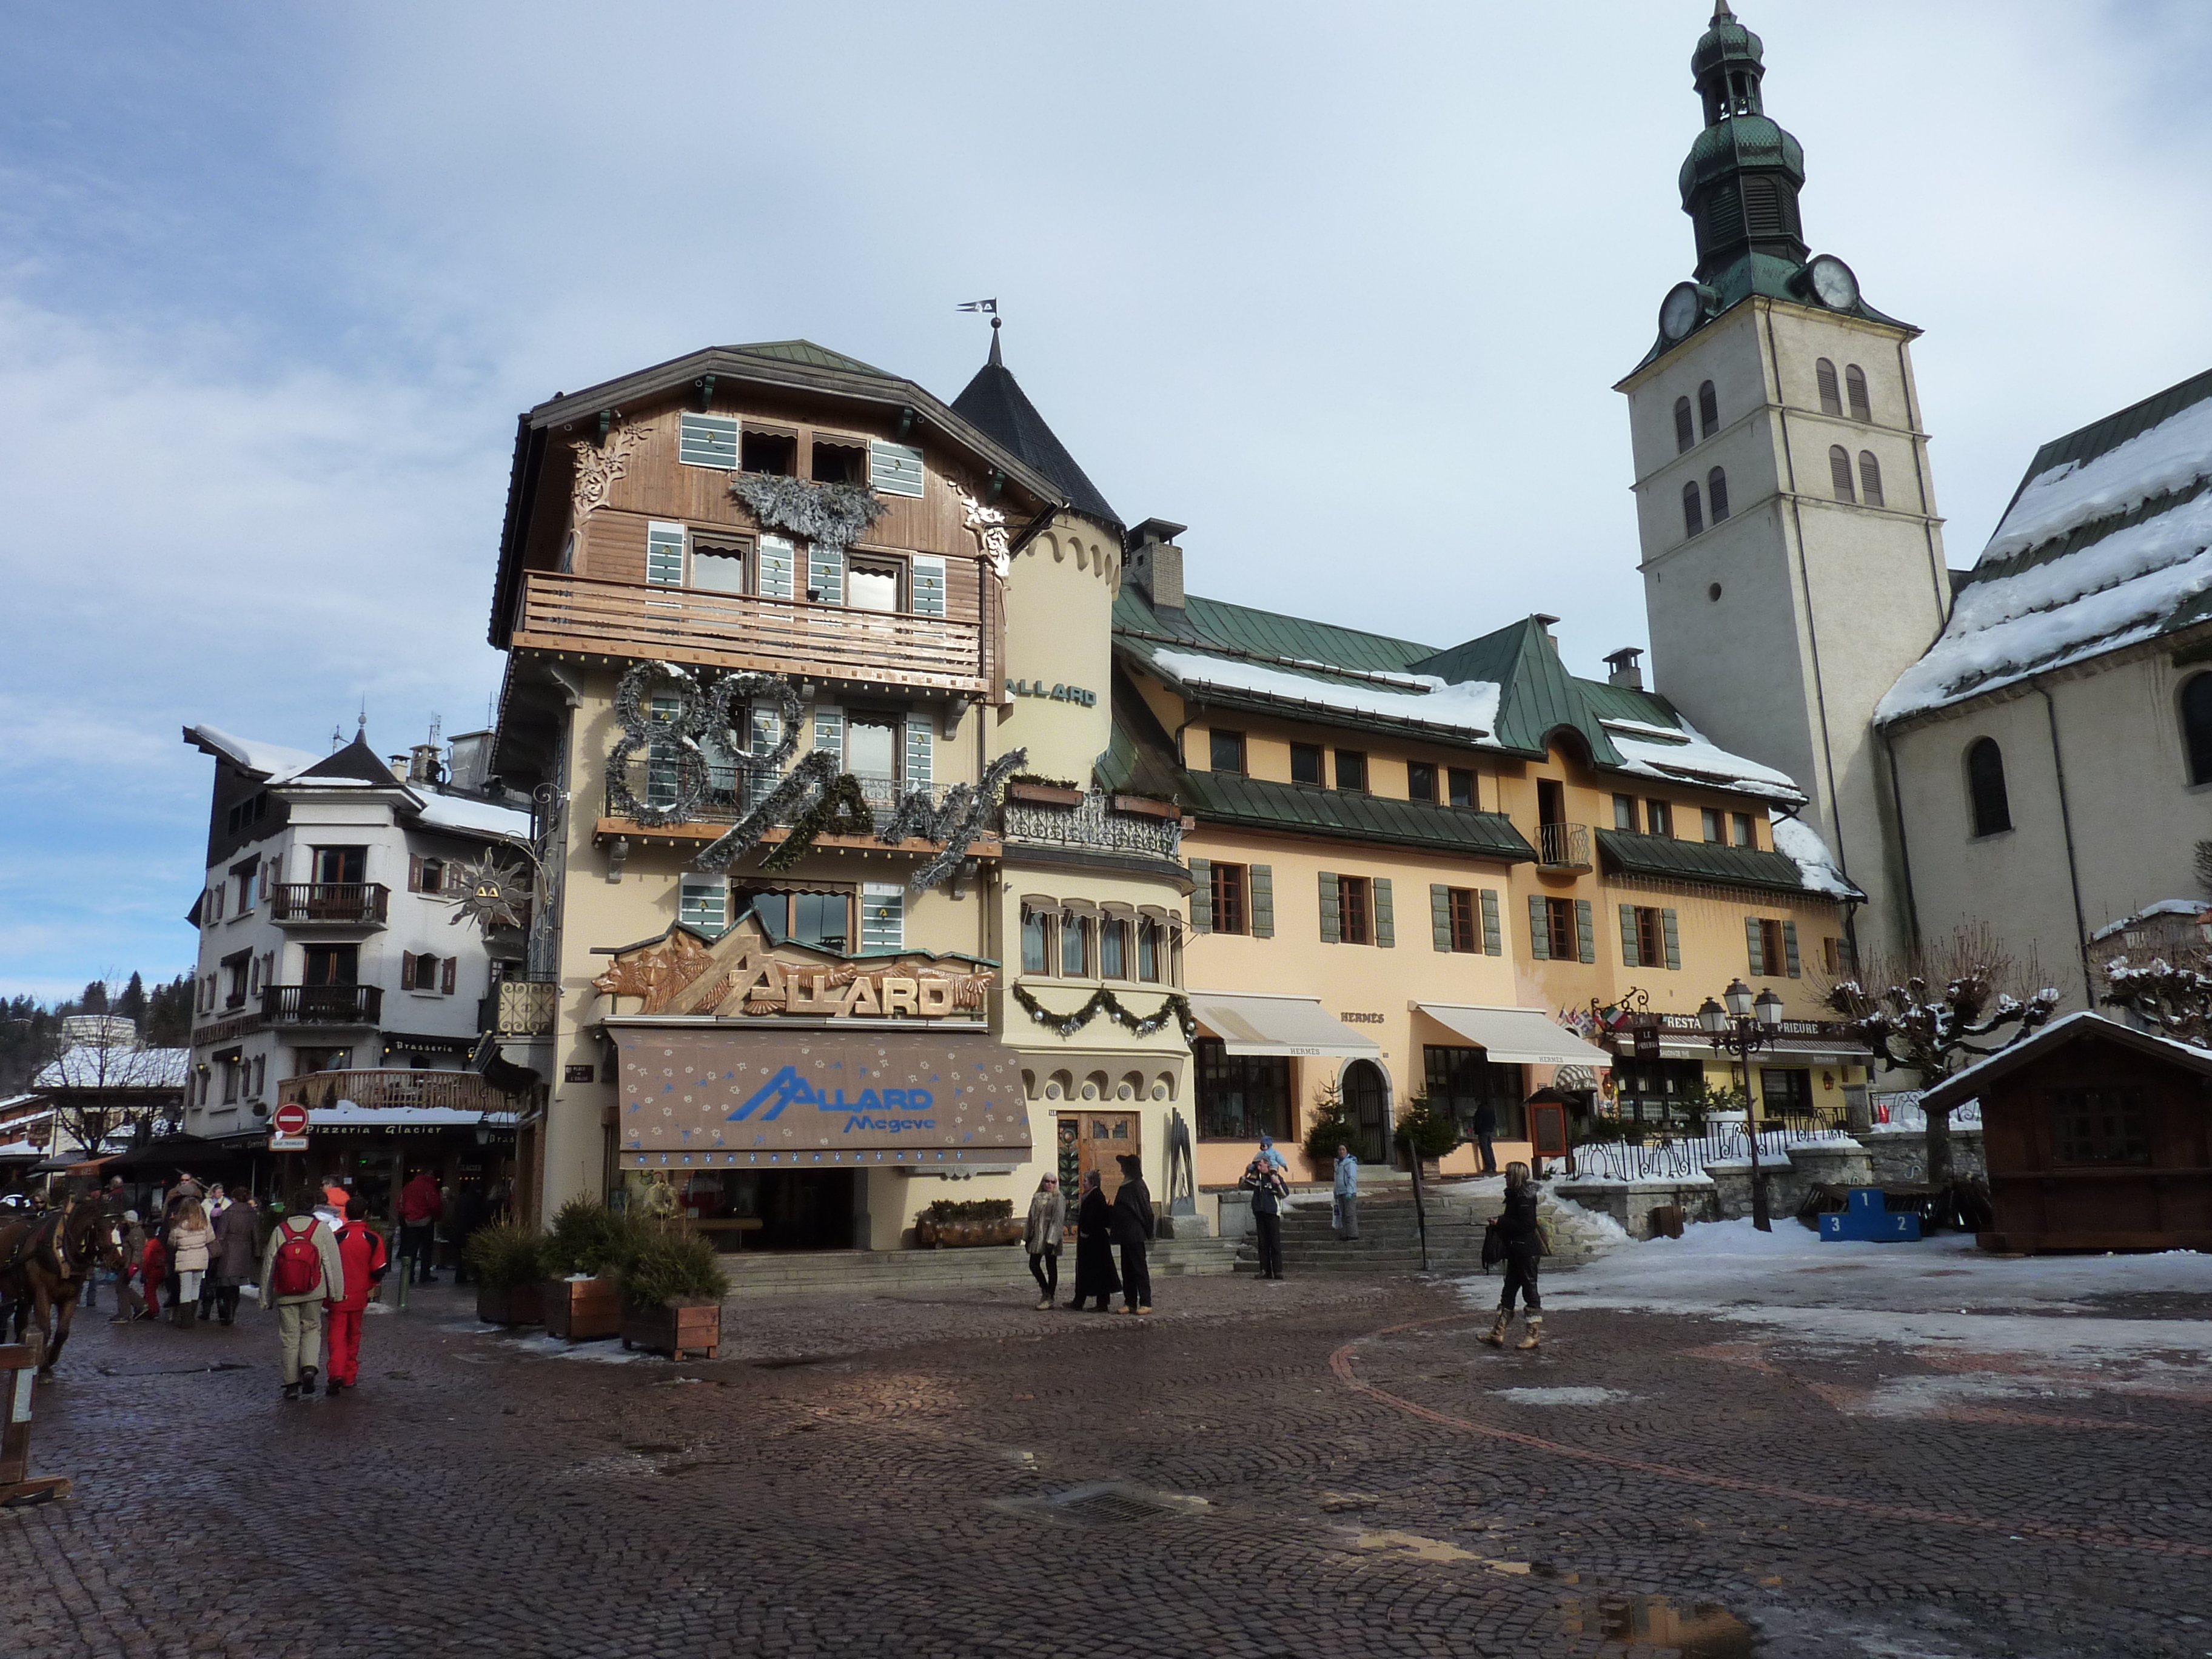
1678, 4, 1806, 283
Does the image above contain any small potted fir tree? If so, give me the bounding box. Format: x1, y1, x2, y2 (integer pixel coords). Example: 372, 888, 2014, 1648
617, 1227, 730, 1359
465, 1221, 549, 1326
539, 1199, 640, 1341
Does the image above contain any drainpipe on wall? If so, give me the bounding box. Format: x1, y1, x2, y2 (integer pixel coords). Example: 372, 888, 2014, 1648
2036, 680, 2096, 1002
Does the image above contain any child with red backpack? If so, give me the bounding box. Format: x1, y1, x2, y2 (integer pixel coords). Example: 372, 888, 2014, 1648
321, 1196, 388, 1396
260, 1189, 347, 1401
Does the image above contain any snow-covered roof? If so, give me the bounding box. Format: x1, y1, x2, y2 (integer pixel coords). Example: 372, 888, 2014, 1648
1920, 1010, 2212, 1113
307, 1102, 491, 1129
1879, 366, 2212, 723
405, 789, 534, 841
2090, 899, 2212, 943
31, 1044, 192, 1091
1606, 719, 1805, 802
1769, 811, 1859, 899
184, 723, 324, 783
0, 1141, 46, 1160
1146, 646, 1503, 739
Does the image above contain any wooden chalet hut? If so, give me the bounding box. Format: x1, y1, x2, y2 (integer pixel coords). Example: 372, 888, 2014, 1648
1920, 1013, 2212, 1253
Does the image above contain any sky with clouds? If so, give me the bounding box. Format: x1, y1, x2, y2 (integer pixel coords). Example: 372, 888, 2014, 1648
1, 1, 2208, 1001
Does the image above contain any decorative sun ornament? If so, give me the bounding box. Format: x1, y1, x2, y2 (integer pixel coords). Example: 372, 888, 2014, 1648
447, 853, 531, 933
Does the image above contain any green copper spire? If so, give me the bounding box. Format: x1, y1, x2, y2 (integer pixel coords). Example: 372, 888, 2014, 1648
1679, 4, 1806, 284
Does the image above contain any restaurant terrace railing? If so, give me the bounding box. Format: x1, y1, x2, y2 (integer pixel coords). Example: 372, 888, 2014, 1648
513, 571, 988, 696
278, 1068, 517, 1113
269, 883, 391, 926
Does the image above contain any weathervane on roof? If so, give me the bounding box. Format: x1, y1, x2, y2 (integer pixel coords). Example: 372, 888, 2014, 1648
959, 298, 1002, 361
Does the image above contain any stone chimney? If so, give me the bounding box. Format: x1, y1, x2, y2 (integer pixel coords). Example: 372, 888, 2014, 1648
407, 742, 445, 785
1604, 647, 1646, 690
1532, 614, 1561, 654
387, 754, 411, 781
1125, 518, 1188, 615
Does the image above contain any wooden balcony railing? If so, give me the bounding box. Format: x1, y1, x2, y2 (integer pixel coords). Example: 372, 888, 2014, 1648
262, 985, 383, 1024
269, 883, 391, 925
1535, 822, 1593, 871
278, 1068, 518, 1113
513, 571, 988, 694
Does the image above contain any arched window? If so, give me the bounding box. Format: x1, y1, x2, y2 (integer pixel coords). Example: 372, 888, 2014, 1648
1846, 364, 1872, 423
1682, 480, 1704, 538
1829, 444, 1856, 502
2184, 672, 2212, 785
1858, 451, 1885, 508
1967, 737, 2012, 837
1815, 358, 1842, 415
1708, 467, 1730, 522
1674, 397, 1694, 454
1698, 380, 1720, 438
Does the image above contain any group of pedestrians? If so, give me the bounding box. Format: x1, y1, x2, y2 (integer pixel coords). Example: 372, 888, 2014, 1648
1022, 1153, 1156, 1315
91, 1173, 260, 1327
263, 1188, 387, 1398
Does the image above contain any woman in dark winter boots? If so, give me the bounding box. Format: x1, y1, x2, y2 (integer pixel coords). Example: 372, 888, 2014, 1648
1066, 1171, 1120, 1312
1480, 1161, 1544, 1350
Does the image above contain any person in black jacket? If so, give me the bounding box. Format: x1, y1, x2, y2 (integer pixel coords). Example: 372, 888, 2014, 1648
1111, 1153, 1155, 1315
1480, 1161, 1544, 1350
1065, 1171, 1121, 1312
1239, 1155, 1289, 1280
1470, 1099, 1499, 1176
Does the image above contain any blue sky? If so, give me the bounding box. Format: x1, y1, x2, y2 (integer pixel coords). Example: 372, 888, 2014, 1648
2, 1, 2209, 1001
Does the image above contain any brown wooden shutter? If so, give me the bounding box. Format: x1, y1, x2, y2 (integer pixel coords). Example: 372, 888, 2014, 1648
441, 956, 458, 994
401, 951, 418, 988
407, 856, 423, 893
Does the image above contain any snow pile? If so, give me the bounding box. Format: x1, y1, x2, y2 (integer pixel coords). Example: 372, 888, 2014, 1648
1983, 387, 2212, 561
1609, 729, 1804, 800
1537, 1187, 1631, 1254
1148, 647, 1501, 738
1769, 811, 1858, 897
409, 789, 534, 839
188, 722, 323, 783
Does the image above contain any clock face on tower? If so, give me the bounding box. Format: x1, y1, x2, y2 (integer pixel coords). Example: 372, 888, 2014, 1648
1659, 282, 1703, 343
1805, 254, 1860, 310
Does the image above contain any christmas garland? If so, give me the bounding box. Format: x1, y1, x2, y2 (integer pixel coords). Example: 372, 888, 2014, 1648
760, 771, 875, 874
876, 747, 1029, 894
605, 663, 805, 828
1012, 982, 1196, 1045
729, 474, 885, 552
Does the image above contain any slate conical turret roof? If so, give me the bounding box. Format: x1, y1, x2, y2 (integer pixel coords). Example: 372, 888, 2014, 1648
950, 326, 1121, 531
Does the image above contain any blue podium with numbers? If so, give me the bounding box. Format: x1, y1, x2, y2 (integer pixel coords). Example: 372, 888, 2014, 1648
1818, 1187, 1922, 1242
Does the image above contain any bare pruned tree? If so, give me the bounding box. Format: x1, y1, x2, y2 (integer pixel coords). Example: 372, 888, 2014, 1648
1822, 922, 2060, 1186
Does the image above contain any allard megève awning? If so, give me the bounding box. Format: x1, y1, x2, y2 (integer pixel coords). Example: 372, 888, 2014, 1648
1413, 1004, 1613, 1068
613, 1026, 1032, 1171
1188, 992, 1382, 1059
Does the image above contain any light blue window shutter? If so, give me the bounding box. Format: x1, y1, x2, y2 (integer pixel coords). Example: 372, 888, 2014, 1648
1249, 865, 1274, 938
647, 694, 683, 806
1746, 916, 1766, 977
678, 414, 740, 469
745, 703, 780, 810
813, 705, 843, 768
757, 535, 797, 600
910, 555, 947, 617
1430, 885, 1452, 953
1619, 903, 1640, 968
870, 440, 924, 498
1373, 878, 1395, 948
679, 874, 728, 936
904, 715, 933, 795
1661, 908, 1681, 970
1187, 858, 1213, 931
1575, 899, 1595, 964
809, 545, 843, 605
1480, 889, 1501, 956
646, 521, 686, 587
1527, 894, 1550, 960
1783, 919, 1801, 978
860, 882, 904, 951
1318, 872, 1342, 943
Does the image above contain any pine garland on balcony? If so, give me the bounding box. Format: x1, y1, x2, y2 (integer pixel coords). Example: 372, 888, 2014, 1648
876, 747, 1028, 894
1011, 982, 1196, 1045
729, 474, 885, 554
759, 771, 876, 874
605, 664, 805, 828
694, 749, 843, 873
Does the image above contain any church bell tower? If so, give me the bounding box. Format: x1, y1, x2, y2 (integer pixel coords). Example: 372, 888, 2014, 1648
1616, 3, 1951, 968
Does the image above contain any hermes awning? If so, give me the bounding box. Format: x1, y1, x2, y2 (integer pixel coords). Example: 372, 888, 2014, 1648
1188, 991, 1381, 1059
1413, 1004, 1613, 1068
612, 1026, 1032, 1171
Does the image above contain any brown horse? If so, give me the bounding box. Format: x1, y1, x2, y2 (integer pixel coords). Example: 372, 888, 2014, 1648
0, 1201, 128, 1378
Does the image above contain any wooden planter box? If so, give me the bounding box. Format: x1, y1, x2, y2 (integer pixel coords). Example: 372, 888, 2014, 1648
475, 1281, 545, 1327
914, 1218, 1024, 1249
542, 1276, 620, 1341
620, 1298, 722, 1361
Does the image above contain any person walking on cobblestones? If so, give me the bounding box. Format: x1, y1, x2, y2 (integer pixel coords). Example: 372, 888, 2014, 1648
1067, 1171, 1119, 1312
323, 1196, 387, 1395
167, 1199, 216, 1330
1241, 1155, 1289, 1281
210, 1191, 258, 1326
1023, 1174, 1064, 1310
1332, 1144, 1360, 1241
1111, 1153, 1155, 1315
1480, 1161, 1544, 1351
397, 1170, 443, 1286
136, 1221, 165, 1322
262, 1190, 347, 1400
109, 1211, 147, 1324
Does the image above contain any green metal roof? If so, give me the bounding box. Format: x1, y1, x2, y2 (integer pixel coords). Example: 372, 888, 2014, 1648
1409, 618, 1623, 764
1597, 828, 1812, 896
725, 339, 893, 377
1113, 588, 1432, 679
1184, 771, 1535, 864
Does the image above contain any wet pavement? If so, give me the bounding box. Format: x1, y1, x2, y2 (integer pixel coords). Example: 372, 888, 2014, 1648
4, 1269, 2208, 1658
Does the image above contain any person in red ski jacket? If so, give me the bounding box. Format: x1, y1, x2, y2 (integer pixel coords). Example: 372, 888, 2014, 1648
321, 1196, 388, 1397
138, 1230, 167, 1321
396, 1171, 443, 1285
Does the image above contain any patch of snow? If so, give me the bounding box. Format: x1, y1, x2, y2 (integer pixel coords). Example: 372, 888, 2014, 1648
2090, 898, 2211, 942
1769, 811, 1858, 897
32, 1044, 190, 1090
309, 1104, 488, 1128
187, 722, 324, 784
408, 789, 534, 840
1877, 491, 2212, 720
1609, 731, 1804, 800
1984, 388, 2212, 561
1538, 1189, 1631, 1252
1148, 647, 1501, 739
514, 1333, 651, 1364
1488, 1386, 1635, 1406
1596, 717, 1691, 745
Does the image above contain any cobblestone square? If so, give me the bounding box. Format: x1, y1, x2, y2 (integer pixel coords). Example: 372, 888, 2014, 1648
7, 1250, 2209, 1659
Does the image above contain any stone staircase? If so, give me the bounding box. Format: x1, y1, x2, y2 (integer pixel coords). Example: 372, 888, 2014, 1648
719, 1236, 1242, 1302
1233, 1185, 1609, 1276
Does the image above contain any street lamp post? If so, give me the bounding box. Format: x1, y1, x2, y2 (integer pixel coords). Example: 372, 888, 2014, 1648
1698, 979, 1786, 1232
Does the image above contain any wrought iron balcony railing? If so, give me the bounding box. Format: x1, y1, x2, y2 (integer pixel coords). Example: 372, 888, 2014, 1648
261, 984, 383, 1024
1000, 791, 1182, 860
1535, 822, 1592, 871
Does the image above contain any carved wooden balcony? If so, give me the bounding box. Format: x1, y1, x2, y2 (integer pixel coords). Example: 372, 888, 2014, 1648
277, 1068, 518, 1114
269, 883, 391, 927
261, 985, 383, 1025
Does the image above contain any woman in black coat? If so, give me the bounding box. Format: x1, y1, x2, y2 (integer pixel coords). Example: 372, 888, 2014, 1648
1066, 1171, 1120, 1312
1480, 1161, 1544, 1350
1111, 1153, 1155, 1315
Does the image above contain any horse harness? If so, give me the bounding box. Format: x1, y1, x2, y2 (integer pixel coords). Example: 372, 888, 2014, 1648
2, 1204, 118, 1282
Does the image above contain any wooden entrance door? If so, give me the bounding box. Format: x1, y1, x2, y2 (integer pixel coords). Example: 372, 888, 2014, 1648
1070, 1111, 1141, 1203
1343, 1061, 1390, 1165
